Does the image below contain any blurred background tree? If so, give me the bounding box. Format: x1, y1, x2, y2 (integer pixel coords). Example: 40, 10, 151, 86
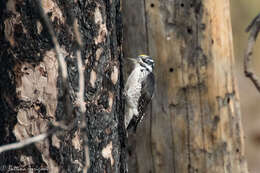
231, 1, 260, 173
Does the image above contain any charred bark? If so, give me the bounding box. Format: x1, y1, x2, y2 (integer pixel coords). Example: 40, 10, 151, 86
0, 0, 125, 172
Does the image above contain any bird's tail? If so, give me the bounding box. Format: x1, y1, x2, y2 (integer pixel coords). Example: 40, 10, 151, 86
126, 116, 138, 133
124, 107, 133, 129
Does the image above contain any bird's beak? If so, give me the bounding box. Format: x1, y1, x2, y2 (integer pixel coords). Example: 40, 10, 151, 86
127, 57, 137, 63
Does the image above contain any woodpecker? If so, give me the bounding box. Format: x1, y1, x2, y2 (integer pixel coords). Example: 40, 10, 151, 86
124, 54, 155, 132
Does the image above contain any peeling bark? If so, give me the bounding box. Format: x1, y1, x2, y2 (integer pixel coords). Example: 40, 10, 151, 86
0, 0, 125, 172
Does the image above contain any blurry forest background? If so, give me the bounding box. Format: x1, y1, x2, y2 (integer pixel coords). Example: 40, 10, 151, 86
231, 0, 260, 172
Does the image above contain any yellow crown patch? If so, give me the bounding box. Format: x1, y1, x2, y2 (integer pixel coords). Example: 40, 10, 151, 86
138, 54, 148, 57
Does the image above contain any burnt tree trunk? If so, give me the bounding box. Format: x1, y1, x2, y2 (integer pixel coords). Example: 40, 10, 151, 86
123, 0, 249, 173
0, 0, 125, 172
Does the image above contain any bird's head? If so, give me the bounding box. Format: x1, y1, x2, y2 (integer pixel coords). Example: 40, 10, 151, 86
128, 54, 155, 71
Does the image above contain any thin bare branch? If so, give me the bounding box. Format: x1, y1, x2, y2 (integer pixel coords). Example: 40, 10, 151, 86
76, 50, 86, 112
74, 19, 85, 113
36, 0, 73, 121
74, 19, 83, 48
73, 18, 90, 173
77, 49, 90, 173
0, 116, 83, 154
36, 0, 68, 80
244, 13, 260, 92
0, 129, 55, 153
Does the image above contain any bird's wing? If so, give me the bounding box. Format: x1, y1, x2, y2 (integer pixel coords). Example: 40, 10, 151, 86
138, 72, 155, 118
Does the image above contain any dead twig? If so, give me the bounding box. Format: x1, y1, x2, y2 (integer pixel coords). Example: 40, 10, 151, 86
36, 0, 73, 122
74, 19, 85, 113
0, 129, 54, 153
73, 18, 90, 173
244, 13, 260, 92
0, 117, 81, 154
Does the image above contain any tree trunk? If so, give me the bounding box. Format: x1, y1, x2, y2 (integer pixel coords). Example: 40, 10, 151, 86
0, 0, 125, 172
123, 0, 248, 173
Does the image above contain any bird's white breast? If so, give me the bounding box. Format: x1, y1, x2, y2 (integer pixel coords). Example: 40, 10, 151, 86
125, 65, 150, 108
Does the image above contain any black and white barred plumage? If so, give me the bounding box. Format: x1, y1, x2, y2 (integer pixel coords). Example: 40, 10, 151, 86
124, 55, 155, 132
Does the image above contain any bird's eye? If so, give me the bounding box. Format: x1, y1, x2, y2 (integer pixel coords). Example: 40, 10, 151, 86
143, 58, 154, 65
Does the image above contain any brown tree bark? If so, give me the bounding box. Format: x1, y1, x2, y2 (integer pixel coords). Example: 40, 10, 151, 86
0, 0, 125, 172
123, 0, 249, 173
